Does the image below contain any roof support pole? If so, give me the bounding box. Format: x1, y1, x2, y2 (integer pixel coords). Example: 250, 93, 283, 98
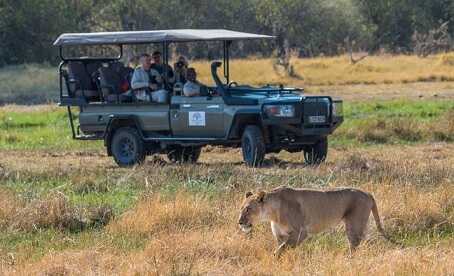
59, 46, 65, 61
163, 41, 169, 87
223, 40, 231, 84
119, 44, 123, 59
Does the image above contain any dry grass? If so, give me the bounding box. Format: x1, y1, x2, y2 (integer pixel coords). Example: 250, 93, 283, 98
336, 111, 454, 144
1, 143, 454, 275
5, 185, 454, 275
0, 191, 112, 232
2, 53, 454, 274
438, 52, 454, 66
107, 193, 225, 236
3, 53, 454, 105
432, 110, 454, 142
0, 188, 23, 229
193, 52, 454, 87
6, 244, 454, 275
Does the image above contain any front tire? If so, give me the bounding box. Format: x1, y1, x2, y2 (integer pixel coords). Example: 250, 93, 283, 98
241, 125, 266, 167
167, 146, 201, 163
110, 127, 146, 167
304, 137, 328, 165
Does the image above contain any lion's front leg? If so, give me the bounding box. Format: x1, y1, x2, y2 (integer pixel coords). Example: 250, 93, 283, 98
273, 227, 307, 257
274, 239, 289, 257
271, 222, 287, 244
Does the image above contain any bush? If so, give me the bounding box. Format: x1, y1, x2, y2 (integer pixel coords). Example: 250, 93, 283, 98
438, 53, 454, 66
431, 111, 454, 142
389, 118, 423, 142
356, 119, 389, 143
5, 192, 113, 232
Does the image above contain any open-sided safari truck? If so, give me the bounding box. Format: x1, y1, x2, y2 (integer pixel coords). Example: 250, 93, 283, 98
53, 29, 343, 167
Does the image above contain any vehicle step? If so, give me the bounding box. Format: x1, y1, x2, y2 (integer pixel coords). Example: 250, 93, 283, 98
75, 135, 102, 140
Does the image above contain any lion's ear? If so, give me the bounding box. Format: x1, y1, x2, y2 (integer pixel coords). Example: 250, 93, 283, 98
245, 191, 253, 198
257, 191, 266, 203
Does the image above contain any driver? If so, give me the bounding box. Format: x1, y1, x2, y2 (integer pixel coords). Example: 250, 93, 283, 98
183, 68, 207, 97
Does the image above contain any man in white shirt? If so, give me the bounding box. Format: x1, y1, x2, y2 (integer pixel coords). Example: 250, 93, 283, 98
183, 68, 207, 97
131, 53, 168, 103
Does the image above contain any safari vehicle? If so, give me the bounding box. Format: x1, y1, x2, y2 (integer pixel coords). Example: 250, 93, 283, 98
53, 29, 343, 167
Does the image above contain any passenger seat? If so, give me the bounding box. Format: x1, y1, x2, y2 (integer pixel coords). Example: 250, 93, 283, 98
67, 61, 101, 101
98, 62, 132, 103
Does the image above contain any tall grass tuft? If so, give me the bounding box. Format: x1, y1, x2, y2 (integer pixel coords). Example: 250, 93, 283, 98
2, 191, 113, 232
431, 111, 454, 142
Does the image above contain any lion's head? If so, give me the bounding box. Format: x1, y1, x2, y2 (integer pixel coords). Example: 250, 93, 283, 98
238, 191, 267, 233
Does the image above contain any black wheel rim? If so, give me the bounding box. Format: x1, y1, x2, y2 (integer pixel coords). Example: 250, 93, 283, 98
117, 137, 135, 164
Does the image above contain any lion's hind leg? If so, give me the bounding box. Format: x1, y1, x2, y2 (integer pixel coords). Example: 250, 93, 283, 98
344, 206, 371, 254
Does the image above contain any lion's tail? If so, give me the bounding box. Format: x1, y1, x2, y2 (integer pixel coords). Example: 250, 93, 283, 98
370, 196, 387, 238
370, 195, 402, 246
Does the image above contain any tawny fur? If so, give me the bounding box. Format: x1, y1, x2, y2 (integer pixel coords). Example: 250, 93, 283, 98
238, 186, 388, 256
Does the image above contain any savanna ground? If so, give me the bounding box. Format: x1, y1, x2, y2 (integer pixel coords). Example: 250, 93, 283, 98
1, 53, 454, 275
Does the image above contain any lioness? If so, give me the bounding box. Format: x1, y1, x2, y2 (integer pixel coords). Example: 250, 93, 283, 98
238, 186, 388, 256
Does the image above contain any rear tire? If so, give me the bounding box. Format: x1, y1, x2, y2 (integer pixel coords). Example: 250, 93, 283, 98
110, 127, 146, 167
304, 137, 328, 165
241, 125, 266, 167
167, 146, 201, 163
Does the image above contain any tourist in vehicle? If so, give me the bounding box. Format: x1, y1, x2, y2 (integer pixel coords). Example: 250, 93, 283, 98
124, 56, 139, 88
128, 55, 140, 69
131, 53, 167, 102
183, 68, 207, 97
174, 55, 188, 84
151, 51, 174, 89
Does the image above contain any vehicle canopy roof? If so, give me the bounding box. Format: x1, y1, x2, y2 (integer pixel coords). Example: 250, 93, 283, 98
53, 29, 274, 46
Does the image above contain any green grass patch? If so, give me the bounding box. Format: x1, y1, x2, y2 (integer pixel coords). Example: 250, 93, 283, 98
0, 64, 59, 105
3, 176, 140, 215
332, 100, 454, 146
0, 107, 101, 150
0, 229, 147, 263
344, 100, 454, 119
1, 100, 453, 151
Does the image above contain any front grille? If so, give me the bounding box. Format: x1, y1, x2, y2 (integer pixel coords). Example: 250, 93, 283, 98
302, 97, 330, 125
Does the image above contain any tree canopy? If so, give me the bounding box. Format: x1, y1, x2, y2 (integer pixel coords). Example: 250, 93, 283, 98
0, 0, 452, 65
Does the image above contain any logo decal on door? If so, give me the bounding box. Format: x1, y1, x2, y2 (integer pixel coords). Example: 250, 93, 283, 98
188, 111, 206, 126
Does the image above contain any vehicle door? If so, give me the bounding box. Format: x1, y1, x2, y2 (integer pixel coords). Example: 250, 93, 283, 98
170, 96, 225, 138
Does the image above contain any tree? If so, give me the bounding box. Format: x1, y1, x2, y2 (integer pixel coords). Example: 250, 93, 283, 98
0, 0, 94, 65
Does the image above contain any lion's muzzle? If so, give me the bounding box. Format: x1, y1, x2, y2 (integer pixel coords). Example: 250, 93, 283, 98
239, 223, 252, 233
238, 216, 252, 233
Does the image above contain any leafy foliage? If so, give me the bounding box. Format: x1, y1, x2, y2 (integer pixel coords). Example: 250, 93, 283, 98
0, 0, 453, 65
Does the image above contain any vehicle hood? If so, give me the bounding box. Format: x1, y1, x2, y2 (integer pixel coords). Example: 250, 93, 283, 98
227, 90, 304, 104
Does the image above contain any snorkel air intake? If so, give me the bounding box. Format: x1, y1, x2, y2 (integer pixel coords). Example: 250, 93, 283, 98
211, 61, 226, 95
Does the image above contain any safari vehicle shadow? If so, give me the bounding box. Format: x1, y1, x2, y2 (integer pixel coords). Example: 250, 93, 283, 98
261, 156, 314, 169
141, 155, 311, 169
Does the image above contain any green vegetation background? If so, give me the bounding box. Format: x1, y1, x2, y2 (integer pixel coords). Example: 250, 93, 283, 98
1, 0, 454, 65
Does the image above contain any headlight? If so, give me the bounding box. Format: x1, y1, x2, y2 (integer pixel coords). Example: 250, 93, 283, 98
332, 101, 343, 116
264, 105, 295, 118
